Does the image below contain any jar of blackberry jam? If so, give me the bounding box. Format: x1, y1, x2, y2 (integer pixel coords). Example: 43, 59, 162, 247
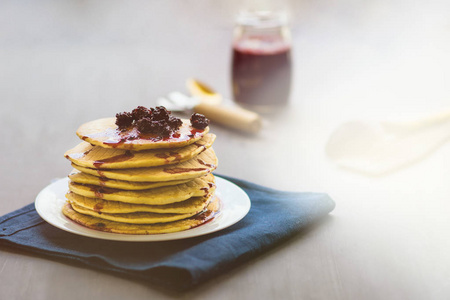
232, 10, 292, 112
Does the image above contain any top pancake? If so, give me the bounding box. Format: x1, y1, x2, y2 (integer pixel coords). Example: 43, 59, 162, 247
76, 117, 209, 150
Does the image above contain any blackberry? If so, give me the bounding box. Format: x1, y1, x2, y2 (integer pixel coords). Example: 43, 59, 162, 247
115, 112, 134, 129
136, 117, 155, 134
190, 113, 209, 129
132, 106, 151, 121
167, 115, 182, 130
158, 124, 173, 137
151, 106, 170, 121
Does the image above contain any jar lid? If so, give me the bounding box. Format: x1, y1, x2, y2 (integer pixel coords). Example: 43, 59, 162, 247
236, 10, 288, 29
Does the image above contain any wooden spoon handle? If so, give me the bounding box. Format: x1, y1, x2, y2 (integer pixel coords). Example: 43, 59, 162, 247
194, 103, 262, 134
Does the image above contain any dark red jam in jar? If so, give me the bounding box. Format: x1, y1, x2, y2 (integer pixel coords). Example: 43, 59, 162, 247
232, 11, 292, 112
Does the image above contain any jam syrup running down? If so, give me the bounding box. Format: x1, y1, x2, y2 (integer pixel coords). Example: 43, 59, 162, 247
93, 151, 134, 168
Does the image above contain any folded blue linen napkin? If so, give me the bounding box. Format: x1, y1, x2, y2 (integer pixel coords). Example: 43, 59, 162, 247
0, 175, 335, 291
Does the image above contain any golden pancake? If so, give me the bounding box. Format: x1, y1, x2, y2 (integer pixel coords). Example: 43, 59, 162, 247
65, 133, 216, 169
70, 202, 200, 224
68, 170, 190, 190
71, 148, 218, 182
76, 118, 209, 150
68, 174, 215, 205
66, 191, 212, 214
62, 197, 221, 234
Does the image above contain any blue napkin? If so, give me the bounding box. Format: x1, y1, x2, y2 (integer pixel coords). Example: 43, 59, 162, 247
0, 175, 335, 291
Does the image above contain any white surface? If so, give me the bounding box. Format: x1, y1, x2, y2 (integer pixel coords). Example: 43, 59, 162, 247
1, 1, 450, 299
35, 176, 251, 242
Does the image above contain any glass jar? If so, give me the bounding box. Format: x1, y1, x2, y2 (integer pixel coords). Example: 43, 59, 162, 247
231, 10, 292, 112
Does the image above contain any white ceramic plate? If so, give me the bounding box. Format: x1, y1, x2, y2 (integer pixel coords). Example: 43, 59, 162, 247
35, 176, 250, 242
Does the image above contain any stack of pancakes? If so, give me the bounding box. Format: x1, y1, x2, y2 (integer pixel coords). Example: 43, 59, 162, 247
62, 117, 219, 234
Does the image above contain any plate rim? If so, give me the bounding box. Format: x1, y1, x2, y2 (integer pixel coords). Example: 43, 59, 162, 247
35, 175, 251, 242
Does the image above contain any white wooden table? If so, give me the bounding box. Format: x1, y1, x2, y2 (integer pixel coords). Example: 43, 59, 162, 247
1, 1, 449, 299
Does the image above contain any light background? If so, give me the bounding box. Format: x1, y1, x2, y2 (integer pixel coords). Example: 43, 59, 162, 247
0, 1, 449, 299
